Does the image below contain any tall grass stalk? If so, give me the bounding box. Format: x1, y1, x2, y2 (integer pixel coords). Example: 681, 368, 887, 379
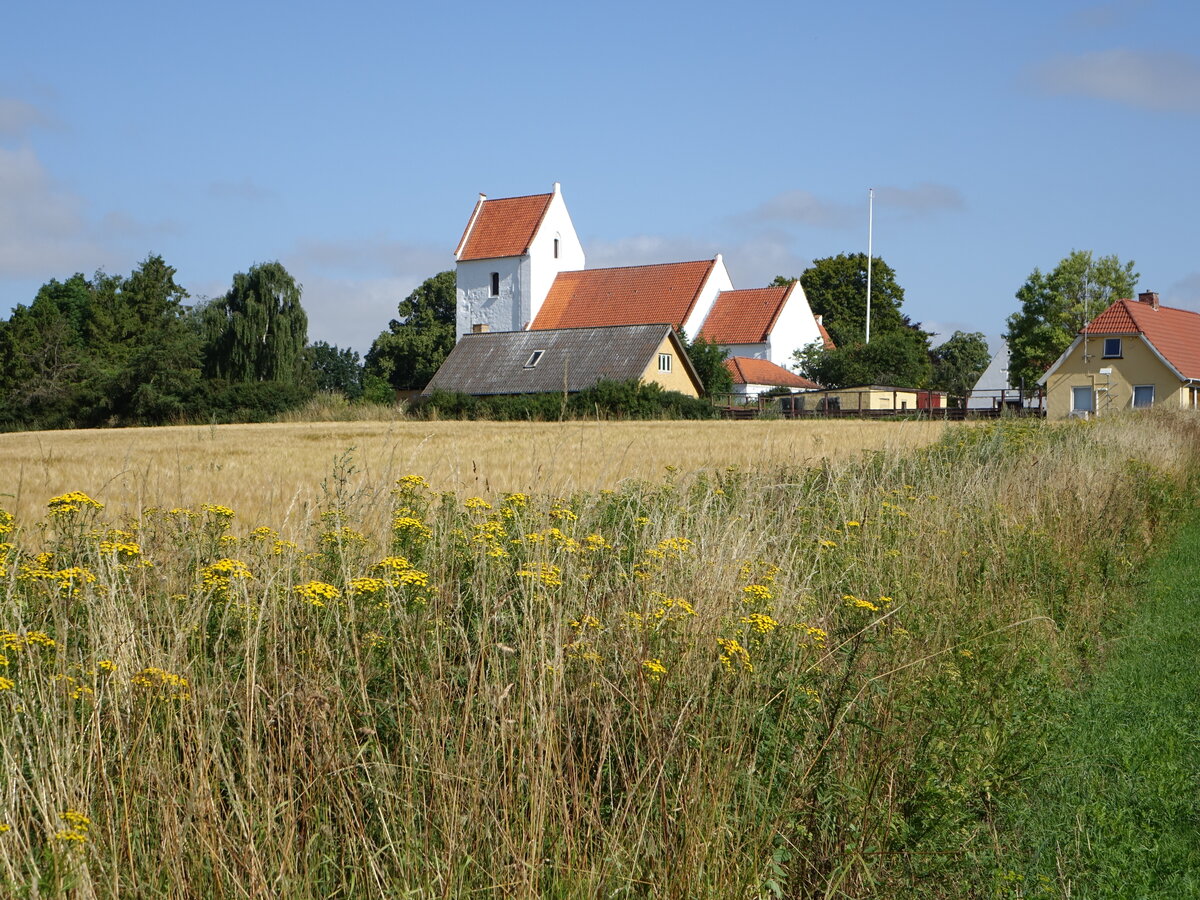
0, 414, 1197, 898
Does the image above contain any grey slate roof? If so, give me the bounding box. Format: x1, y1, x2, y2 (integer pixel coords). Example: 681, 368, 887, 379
423, 324, 700, 396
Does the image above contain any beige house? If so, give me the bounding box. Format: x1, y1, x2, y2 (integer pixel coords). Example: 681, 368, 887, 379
809, 386, 920, 412
1040, 292, 1200, 419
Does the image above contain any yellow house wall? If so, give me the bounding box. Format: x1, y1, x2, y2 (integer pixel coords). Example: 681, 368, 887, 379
1044, 335, 1184, 419
820, 388, 919, 410
640, 336, 700, 397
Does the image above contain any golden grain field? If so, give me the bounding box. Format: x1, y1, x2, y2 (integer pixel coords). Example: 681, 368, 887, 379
0, 418, 952, 529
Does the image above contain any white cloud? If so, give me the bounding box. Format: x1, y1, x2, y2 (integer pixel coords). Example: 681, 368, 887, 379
0, 144, 107, 277
293, 273, 419, 355
874, 182, 965, 216
292, 237, 448, 278
743, 190, 858, 229
1167, 273, 1200, 311
742, 183, 963, 230
0, 97, 53, 139
1029, 49, 1200, 113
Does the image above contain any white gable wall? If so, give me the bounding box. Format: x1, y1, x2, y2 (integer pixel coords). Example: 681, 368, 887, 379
765, 283, 823, 369
682, 255, 734, 340
720, 341, 768, 360
528, 185, 585, 326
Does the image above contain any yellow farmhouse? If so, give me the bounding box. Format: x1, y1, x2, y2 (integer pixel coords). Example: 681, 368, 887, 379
1041, 292, 1200, 419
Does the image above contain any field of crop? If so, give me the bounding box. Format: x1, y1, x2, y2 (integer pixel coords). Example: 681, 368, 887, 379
0, 418, 952, 529
0, 413, 1197, 898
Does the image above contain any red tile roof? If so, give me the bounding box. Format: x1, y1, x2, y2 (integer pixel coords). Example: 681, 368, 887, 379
724, 357, 820, 389
456, 193, 554, 261
531, 260, 717, 331
1083, 298, 1200, 379
815, 316, 836, 350
699, 286, 791, 344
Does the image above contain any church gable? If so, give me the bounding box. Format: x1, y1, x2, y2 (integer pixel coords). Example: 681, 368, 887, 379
456, 192, 554, 261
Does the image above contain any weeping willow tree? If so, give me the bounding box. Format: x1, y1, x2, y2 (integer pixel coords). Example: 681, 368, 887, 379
202, 261, 309, 383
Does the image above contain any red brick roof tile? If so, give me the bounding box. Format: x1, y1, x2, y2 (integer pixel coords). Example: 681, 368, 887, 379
724, 357, 820, 389
815, 317, 836, 350
531, 260, 716, 331
456, 193, 554, 261
1083, 298, 1200, 379
699, 286, 791, 344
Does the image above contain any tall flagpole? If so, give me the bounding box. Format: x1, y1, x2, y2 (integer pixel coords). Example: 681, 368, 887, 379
865, 188, 874, 344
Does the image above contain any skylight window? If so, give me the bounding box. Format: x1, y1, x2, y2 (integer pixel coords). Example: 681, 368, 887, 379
525, 350, 545, 368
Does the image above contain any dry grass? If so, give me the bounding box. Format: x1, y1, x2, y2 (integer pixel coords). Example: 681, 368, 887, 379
0, 418, 952, 530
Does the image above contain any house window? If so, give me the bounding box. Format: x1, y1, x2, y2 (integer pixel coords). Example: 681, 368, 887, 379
1103, 338, 1122, 358
1072, 385, 1094, 413
525, 350, 544, 368
658, 353, 672, 373
554, 238, 560, 259
490, 272, 500, 296
1132, 384, 1155, 408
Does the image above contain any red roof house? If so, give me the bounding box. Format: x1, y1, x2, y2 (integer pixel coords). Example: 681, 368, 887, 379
1040, 292, 1200, 418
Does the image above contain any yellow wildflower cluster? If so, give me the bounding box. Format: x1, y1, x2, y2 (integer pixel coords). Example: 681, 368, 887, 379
548, 504, 577, 522
54, 809, 91, 844
741, 613, 779, 634
97, 539, 141, 559
201, 503, 235, 520
394, 474, 430, 491
470, 518, 510, 558
201, 558, 252, 599
742, 584, 773, 604
842, 594, 880, 612
371, 556, 430, 588
295, 581, 341, 607
47, 491, 104, 515
717, 638, 752, 673
570, 615, 601, 630
797, 624, 828, 645
393, 514, 432, 542
503, 492, 529, 509
464, 496, 493, 512
1, 631, 56, 652
55, 673, 94, 700
642, 658, 667, 680
131, 666, 190, 700
321, 526, 369, 549
515, 562, 564, 588
0, 509, 14, 536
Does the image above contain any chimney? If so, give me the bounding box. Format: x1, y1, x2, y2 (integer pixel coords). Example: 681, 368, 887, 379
1138, 291, 1160, 309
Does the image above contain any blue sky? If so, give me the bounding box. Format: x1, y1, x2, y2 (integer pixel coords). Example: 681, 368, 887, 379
3, 0, 1198, 356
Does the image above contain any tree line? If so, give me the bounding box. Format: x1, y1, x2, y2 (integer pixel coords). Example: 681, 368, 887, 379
0, 256, 380, 431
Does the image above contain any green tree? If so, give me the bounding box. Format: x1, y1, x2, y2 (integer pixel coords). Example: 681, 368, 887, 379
797, 253, 908, 346
202, 261, 309, 384
794, 327, 933, 390
681, 331, 732, 396
1004, 250, 1138, 391
310, 341, 364, 399
365, 271, 456, 391
87, 255, 202, 423
930, 331, 990, 403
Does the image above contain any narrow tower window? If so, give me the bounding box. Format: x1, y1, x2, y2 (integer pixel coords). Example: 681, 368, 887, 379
554, 238, 560, 259
490, 272, 500, 296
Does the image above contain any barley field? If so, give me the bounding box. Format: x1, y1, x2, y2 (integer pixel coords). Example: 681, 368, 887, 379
1, 413, 1197, 898
0, 418, 952, 531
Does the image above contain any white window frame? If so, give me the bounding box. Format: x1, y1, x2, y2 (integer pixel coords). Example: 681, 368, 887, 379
1072, 385, 1094, 413
525, 350, 545, 368
658, 353, 672, 373
1132, 384, 1154, 409
1102, 337, 1122, 358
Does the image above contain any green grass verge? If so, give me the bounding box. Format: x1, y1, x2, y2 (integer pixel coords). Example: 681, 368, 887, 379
1004, 507, 1200, 899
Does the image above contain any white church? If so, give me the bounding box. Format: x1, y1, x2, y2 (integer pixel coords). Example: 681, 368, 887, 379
452, 183, 831, 387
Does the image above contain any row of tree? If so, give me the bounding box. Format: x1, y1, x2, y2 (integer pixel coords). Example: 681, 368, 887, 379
0, 256, 374, 430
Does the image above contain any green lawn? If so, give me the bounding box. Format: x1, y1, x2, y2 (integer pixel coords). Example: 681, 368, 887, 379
1007, 510, 1200, 898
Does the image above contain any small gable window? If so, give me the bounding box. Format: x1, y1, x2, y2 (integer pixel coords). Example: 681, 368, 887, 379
525, 350, 545, 368
1103, 338, 1122, 358
490, 272, 500, 296
658, 353, 672, 373
554, 238, 560, 259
